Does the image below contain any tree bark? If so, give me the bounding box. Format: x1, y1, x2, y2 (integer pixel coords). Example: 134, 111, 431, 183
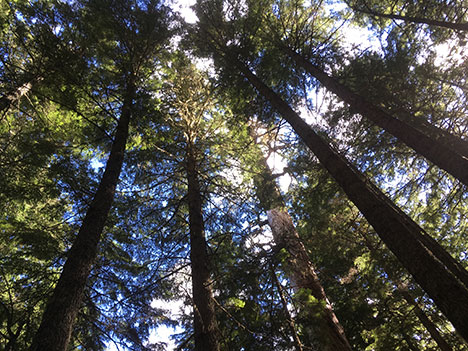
398, 288, 454, 351
249, 126, 351, 350
236, 61, 468, 342
186, 144, 220, 351
268, 209, 353, 351
30, 77, 135, 351
271, 266, 304, 351
285, 47, 468, 186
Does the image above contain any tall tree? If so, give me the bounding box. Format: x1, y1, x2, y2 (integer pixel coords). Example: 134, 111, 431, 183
191, 0, 468, 339
345, 0, 468, 33
31, 1, 172, 349
234, 60, 468, 341
159, 56, 221, 350
249, 124, 352, 350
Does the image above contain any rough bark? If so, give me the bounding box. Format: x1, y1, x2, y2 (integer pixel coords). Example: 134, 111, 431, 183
286, 47, 468, 187
236, 61, 468, 341
30, 77, 135, 351
351, 6, 468, 31
268, 209, 353, 351
186, 144, 220, 351
249, 126, 351, 350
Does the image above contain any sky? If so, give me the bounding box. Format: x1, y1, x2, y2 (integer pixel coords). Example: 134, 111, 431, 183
106, 1, 465, 349
106, 1, 383, 349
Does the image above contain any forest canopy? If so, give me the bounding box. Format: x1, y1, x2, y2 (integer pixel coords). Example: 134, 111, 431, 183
1, 0, 468, 350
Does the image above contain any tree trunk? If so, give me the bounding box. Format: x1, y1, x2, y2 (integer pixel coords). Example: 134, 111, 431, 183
398, 288, 454, 351
249, 126, 351, 350
271, 266, 304, 351
351, 6, 468, 31
235, 60, 468, 342
186, 144, 220, 351
394, 110, 468, 159
285, 47, 468, 186
30, 77, 135, 351
268, 209, 353, 351
361, 233, 455, 351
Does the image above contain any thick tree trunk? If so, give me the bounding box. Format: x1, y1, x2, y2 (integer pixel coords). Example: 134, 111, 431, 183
31, 77, 135, 351
352, 7, 468, 31
249, 127, 351, 350
394, 110, 468, 159
285, 47, 468, 186
236, 61, 468, 341
268, 209, 352, 351
186, 145, 220, 351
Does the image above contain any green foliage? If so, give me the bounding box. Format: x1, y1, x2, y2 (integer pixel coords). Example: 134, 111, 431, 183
1, 0, 468, 349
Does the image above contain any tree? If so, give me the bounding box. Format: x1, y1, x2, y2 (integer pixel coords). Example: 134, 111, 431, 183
283, 46, 468, 186
170, 59, 220, 351
31, 1, 173, 349
191, 0, 468, 339
2, 0, 468, 348
248, 123, 351, 350
237, 59, 468, 340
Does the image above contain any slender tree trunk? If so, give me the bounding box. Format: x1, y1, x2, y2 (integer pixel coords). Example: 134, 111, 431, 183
285, 47, 468, 186
30, 77, 135, 351
249, 127, 351, 350
271, 265, 304, 351
186, 144, 220, 351
351, 6, 468, 31
398, 288, 454, 351
235, 60, 468, 341
361, 233, 455, 351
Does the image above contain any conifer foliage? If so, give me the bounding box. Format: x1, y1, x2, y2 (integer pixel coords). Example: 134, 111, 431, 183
1, 0, 468, 350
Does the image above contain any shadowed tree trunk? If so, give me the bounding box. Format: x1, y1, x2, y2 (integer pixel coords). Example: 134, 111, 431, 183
250, 127, 352, 350
186, 143, 220, 351
271, 265, 304, 351
235, 60, 468, 342
285, 47, 468, 185
397, 287, 454, 351
361, 232, 455, 351
30, 77, 135, 351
